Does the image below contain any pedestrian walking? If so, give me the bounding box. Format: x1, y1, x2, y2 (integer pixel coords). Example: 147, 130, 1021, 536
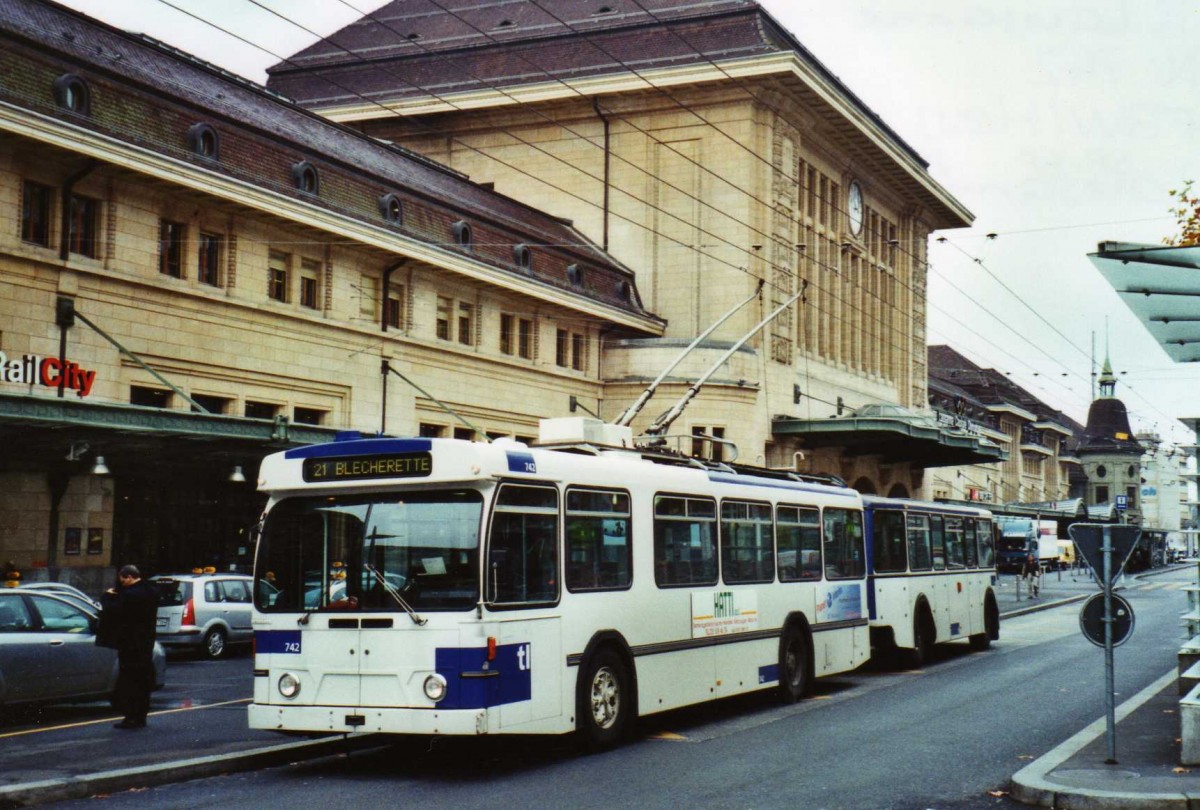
100, 564, 158, 729
1022, 552, 1040, 599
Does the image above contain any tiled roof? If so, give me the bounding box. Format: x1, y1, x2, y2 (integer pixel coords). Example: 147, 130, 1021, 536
0, 0, 658, 323
265, 0, 929, 169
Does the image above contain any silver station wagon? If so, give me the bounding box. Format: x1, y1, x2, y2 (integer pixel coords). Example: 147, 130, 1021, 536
150, 573, 254, 659
0, 589, 166, 708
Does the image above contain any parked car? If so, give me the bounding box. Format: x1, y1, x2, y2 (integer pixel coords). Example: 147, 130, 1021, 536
150, 573, 254, 659
0, 590, 166, 709
16, 581, 101, 609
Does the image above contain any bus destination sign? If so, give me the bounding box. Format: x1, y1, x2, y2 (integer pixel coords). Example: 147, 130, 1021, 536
302, 452, 432, 482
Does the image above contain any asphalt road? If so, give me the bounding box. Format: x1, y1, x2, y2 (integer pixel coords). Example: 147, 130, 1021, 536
24, 571, 1190, 809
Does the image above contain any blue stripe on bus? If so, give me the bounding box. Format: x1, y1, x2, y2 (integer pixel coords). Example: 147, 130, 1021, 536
435, 643, 532, 710
758, 663, 779, 685
705, 472, 858, 498
257, 630, 302, 654
284, 438, 432, 459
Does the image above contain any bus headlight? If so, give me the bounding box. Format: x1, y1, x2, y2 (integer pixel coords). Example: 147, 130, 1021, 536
278, 672, 301, 699
423, 674, 447, 702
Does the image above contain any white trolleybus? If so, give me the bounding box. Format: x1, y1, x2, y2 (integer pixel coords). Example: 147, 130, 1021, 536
861, 496, 999, 668
249, 418, 870, 748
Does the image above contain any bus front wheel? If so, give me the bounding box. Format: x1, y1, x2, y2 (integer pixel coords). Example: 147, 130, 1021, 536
778, 625, 811, 704
576, 648, 630, 751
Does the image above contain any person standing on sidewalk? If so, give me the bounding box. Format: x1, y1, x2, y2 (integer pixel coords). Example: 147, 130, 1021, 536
1022, 552, 1040, 599
100, 565, 158, 729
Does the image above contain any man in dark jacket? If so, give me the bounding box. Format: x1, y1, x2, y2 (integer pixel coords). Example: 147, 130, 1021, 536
101, 564, 158, 729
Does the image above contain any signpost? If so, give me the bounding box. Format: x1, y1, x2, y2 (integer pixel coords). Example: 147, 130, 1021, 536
1067, 523, 1141, 764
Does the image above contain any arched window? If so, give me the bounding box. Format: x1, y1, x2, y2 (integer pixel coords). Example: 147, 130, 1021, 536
566, 264, 584, 286
186, 123, 220, 160
53, 74, 91, 115
617, 279, 632, 301
851, 477, 877, 495
378, 193, 403, 225
292, 161, 319, 195
513, 243, 531, 270
452, 220, 473, 248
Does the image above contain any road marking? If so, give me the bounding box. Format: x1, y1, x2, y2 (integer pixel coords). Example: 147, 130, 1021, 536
0, 698, 252, 740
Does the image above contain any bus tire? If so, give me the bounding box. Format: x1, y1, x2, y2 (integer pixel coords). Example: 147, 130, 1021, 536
970, 592, 1000, 650
576, 648, 630, 752
904, 606, 934, 669
777, 624, 811, 704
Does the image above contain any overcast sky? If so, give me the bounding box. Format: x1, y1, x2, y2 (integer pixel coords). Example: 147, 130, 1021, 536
51, 0, 1200, 448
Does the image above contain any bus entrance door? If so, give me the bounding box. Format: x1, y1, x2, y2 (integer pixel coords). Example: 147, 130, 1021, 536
497, 616, 562, 728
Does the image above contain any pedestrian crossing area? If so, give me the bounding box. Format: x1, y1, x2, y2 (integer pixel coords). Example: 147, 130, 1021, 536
1127, 581, 1190, 591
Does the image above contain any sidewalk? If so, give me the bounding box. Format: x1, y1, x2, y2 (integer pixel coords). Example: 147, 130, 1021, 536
1008, 564, 1200, 809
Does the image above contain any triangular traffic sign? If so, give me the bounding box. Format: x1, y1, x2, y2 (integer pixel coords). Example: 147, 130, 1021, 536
1068, 523, 1141, 586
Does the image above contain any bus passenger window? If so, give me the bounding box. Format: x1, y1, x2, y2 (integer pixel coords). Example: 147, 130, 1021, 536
777, 505, 821, 581
720, 501, 773, 584
488, 484, 559, 605
977, 520, 995, 568
929, 515, 946, 570
907, 514, 931, 571
566, 488, 631, 592
822, 508, 865, 579
944, 517, 965, 569
653, 496, 717, 587
871, 510, 907, 573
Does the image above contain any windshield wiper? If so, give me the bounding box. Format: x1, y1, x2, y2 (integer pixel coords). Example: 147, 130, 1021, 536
365, 563, 427, 626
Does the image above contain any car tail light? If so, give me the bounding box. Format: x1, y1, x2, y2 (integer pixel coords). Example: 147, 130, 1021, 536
182, 598, 195, 627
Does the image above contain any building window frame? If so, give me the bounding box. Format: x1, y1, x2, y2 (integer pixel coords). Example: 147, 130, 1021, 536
20, 180, 53, 247
67, 193, 99, 258
299, 257, 321, 310
197, 232, 221, 286
268, 250, 289, 303
159, 220, 185, 278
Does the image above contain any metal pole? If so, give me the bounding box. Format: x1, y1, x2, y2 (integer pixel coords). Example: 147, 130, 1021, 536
1103, 526, 1117, 764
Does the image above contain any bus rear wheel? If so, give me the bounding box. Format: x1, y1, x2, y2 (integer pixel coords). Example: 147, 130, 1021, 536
970, 593, 1000, 651
904, 610, 934, 669
778, 625, 811, 704
576, 648, 630, 751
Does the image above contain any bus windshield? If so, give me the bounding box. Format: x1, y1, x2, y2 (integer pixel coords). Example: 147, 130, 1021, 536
254, 489, 483, 613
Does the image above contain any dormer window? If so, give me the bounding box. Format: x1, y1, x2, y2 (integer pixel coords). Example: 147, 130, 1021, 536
495, 19, 516, 29
567, 264, 584, 286
378, 193, 403, 225
186, 123, 220, 160
452, 220, 473, 249
405, 32, 422, 41
513, 243, 531, 270
53, 74, 90, 115
594, 5, 616, 14
292, 161, 319, 195
617, 279, 632, 301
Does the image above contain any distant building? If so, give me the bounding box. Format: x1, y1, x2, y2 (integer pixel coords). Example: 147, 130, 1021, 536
1076, 358, 1144, 524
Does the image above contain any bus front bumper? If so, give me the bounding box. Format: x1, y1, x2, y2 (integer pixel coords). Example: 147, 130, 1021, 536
249, 703, 489, 735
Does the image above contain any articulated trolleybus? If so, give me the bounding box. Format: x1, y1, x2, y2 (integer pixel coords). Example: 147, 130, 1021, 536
249, 418, 869, 747
862, 496, 999, 668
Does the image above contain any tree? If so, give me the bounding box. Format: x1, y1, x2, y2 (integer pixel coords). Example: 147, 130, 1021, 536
1167, 181, 1200, 246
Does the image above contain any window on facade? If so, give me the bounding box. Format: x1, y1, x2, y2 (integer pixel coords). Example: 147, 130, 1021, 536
245, 401, 279, 420
556, 329, 568, 367
555, 329, 586, 370
268, 251, 288, 302
198, 232, 221, 286
53, 74, 90, 115
720, 501, 774, 584
518, 318, 533, 359
293, 161, 319, 195
777, 505, 821, 581
187, 123, 219, 160
457, 301, 474, 345
653, 495, 717, 587
822, 508, 864, 579
872, 509, 907, 573
385, 285, 404, 329
1095, 485, 1109, 504
500, 314, 534, 359
1126, 486, 1137, 508
300, 257, 321, 309
130, 386, 171, 408
189, 393, 229, 414
436, 296, 452, 340
691, 426, 726, 462
378, 193, 403, 225
67, 194, 99, 258
453, 427, 475, 441
20, 181, 52, 247
488, 484, 558, 605
293, 407, 325, 426
500, 314, 514, 355
572, 332, 585, 371
159, 220, 185, 278
418, 423, 445, 438
566, 489, 631, 591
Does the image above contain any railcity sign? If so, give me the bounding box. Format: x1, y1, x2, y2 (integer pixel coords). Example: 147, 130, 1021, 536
0, 350, 97, 397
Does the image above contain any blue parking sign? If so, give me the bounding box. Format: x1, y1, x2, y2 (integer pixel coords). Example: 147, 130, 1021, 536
1115, 495, 1128, 510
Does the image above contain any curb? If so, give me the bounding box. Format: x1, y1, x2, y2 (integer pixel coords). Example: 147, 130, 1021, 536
1009, 669, 1185, 809
0, 733, 384, 808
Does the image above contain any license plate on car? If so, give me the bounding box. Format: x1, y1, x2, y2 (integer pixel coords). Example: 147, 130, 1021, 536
156, 617, 168, 628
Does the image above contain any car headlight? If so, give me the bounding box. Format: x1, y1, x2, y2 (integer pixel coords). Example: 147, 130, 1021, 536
423, 674, 447, 702
278, 672, 301, 699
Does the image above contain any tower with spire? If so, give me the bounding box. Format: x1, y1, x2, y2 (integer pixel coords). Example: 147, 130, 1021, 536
1077, 355, 1143, 522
